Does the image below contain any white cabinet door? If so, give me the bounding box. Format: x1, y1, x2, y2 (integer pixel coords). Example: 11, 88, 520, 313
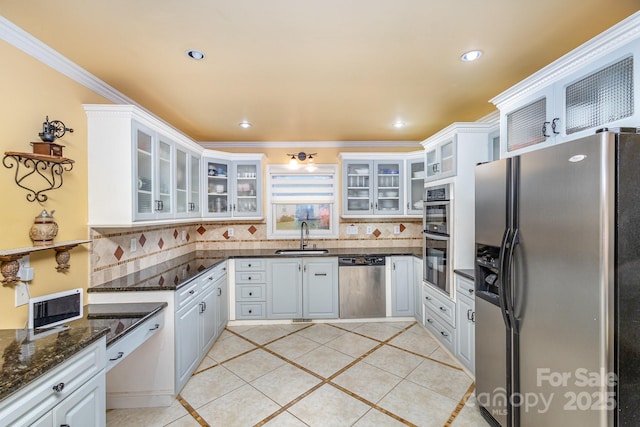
233, 161, 262, 217
215, 274, 229, 338
175, 301, 200, 391
156, 138, 173, 217
374, 161, 404, 215
425, 139, 457, 183
391, 256, 414, 316
175, 147, 189, 216
267, 259, 302, 319
189, 154, 201, 216
406, 155, 425, 215
456, 293, 475, 373
134, 125, 155, 220
200, 286, 217, 354
303, 258, 339, 318
343, 161, 373, 215
54, 372, 106, 427
205, 159, 231, 217
413, 257, 423, 318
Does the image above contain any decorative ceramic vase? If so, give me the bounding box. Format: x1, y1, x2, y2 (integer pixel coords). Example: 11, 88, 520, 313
29, 209, 58, 246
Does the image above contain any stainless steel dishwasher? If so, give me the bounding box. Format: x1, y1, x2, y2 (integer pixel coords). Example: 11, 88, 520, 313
338, 256, 386, 318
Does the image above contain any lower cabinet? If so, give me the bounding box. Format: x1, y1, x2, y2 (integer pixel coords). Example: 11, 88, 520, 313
390, 256, 414, 316
0, 338, 106, 427
235, 258, 267, 320
267, 257, 338, 319
455, 275, 476, 373
422, 282, 456, 354
175, 261, 228, 392
413, 257, 423, 318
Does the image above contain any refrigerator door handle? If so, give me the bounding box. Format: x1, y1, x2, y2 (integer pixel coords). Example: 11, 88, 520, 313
498, 228, 512, 329
505, 227, 520, 333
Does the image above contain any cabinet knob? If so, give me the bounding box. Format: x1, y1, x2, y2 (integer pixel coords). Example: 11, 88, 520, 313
468, 288, 474, 294
425, 296, 432, 301
189, 290, 195, 295
248, 276, 252, 280
52, 382, 65, 392
439, 306, 446, 312
248, 309, 253, 314
426, 318, 434, 324
249, 292, 253, 296
440, 331, 448, 337
248, 264, 252, 267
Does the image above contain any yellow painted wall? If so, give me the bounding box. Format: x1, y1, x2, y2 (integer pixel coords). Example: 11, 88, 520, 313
0, 40, 110, 328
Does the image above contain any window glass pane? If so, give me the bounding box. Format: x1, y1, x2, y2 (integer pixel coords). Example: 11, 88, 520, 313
274, 204, 331, 231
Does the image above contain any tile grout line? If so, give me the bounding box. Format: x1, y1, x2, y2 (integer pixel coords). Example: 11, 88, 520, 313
176, 394, 210, 427
249, 322, 419, 426
444, 381, 476, 426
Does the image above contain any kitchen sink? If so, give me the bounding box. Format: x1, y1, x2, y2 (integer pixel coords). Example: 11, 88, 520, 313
275, 249, 329, 255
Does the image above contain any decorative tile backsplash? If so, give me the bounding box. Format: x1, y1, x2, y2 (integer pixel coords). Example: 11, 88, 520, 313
90, 219, 422, 286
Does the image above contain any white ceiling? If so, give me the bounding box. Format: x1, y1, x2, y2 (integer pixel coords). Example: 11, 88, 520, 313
1, 1, 638, 143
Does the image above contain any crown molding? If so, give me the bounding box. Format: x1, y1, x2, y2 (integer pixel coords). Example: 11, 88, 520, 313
490, 11, 640, 108
199, 140, 422, 149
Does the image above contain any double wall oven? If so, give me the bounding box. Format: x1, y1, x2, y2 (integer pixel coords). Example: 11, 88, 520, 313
423, 184, 451, 296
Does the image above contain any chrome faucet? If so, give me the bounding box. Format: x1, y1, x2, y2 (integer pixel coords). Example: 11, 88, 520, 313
300, 221, 309, 250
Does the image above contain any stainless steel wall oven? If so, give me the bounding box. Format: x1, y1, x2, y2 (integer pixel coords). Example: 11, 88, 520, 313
423, 184, 451, 296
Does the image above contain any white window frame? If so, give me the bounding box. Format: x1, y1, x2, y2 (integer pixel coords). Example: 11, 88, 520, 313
266, 164, 339, 239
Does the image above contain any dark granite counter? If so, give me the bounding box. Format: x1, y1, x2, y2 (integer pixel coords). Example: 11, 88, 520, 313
454, 269, 475, 281
0, 302, 166, 401
89, 247, 422, 293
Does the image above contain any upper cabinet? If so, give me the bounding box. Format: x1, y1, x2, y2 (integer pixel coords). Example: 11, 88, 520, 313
86, 105, 206, 226
341, 156, 406, 217
85, 105, 265, 226
492, 15, 640, 157
203, 156, 263, 219
425, 139, 456, 183
406, 152, 425, 215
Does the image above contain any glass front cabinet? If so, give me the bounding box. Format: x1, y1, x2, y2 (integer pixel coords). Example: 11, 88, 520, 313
204, 156, 263, 218
341, 156, 405, 216
406, 153, 425, 216
134, 124, 175, 221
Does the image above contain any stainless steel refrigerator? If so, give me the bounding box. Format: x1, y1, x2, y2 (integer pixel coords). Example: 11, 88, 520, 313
474, 129, 640, 427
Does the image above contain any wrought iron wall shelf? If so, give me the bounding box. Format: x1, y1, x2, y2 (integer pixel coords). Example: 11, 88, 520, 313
0, 239, 90, 284
3, 151, 74, 202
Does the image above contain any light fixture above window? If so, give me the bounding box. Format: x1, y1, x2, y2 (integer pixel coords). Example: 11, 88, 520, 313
186, 49, 205, 60
286, 151, 317, 170
239, 121, 252, 129
460, 50, 483, 62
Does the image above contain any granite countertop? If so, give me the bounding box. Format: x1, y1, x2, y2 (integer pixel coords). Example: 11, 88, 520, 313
89, 247, 422, 293
454, 269, 475, 281
0, 302, 166, 401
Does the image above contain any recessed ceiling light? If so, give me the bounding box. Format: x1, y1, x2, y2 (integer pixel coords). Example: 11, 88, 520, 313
186, 49, 205, 60
460, 50, 483, 62
239, 121, 252, 129
392, 121, 406, 129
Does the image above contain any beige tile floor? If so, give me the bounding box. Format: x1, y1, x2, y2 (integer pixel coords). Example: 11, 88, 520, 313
106, 321, 490, 427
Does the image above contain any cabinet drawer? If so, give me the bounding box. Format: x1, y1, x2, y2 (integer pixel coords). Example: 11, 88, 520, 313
422, 284, 456, 328
106, 311, 165, 372
235, 302, 265, 319
236, 284, 266, 301
235, 259, 265, 271
423, 307, 455, 353
209, 262, 227, 281
235, 271, 266, 284
0, 338, 106, 426
455, 275, 475, 298
176, 281, 200, 309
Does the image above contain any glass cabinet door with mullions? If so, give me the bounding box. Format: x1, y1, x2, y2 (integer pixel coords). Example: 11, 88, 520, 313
375, 162, 402, 215
344, 162, 373, 215
233, 162, 261, 217
206, 161, 230, 216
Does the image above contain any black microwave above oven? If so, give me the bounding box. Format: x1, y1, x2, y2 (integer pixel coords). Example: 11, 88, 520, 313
424, 184, 451, 235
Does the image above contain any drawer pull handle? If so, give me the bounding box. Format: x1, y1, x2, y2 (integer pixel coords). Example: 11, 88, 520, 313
425, 296, 432, 301
440, 331, 449, 338
149, 323, 160, 331
439, 306, 446, 312
189, 290, 195, 295
217, 288, 222, 296
209, 276, 214, 280
60, 424, 71, 427
314, 273, 327, 276
52, 382, 65, 392
109, 351, 125, 361
468, 288, 474, 294
426, 318, 434, 324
